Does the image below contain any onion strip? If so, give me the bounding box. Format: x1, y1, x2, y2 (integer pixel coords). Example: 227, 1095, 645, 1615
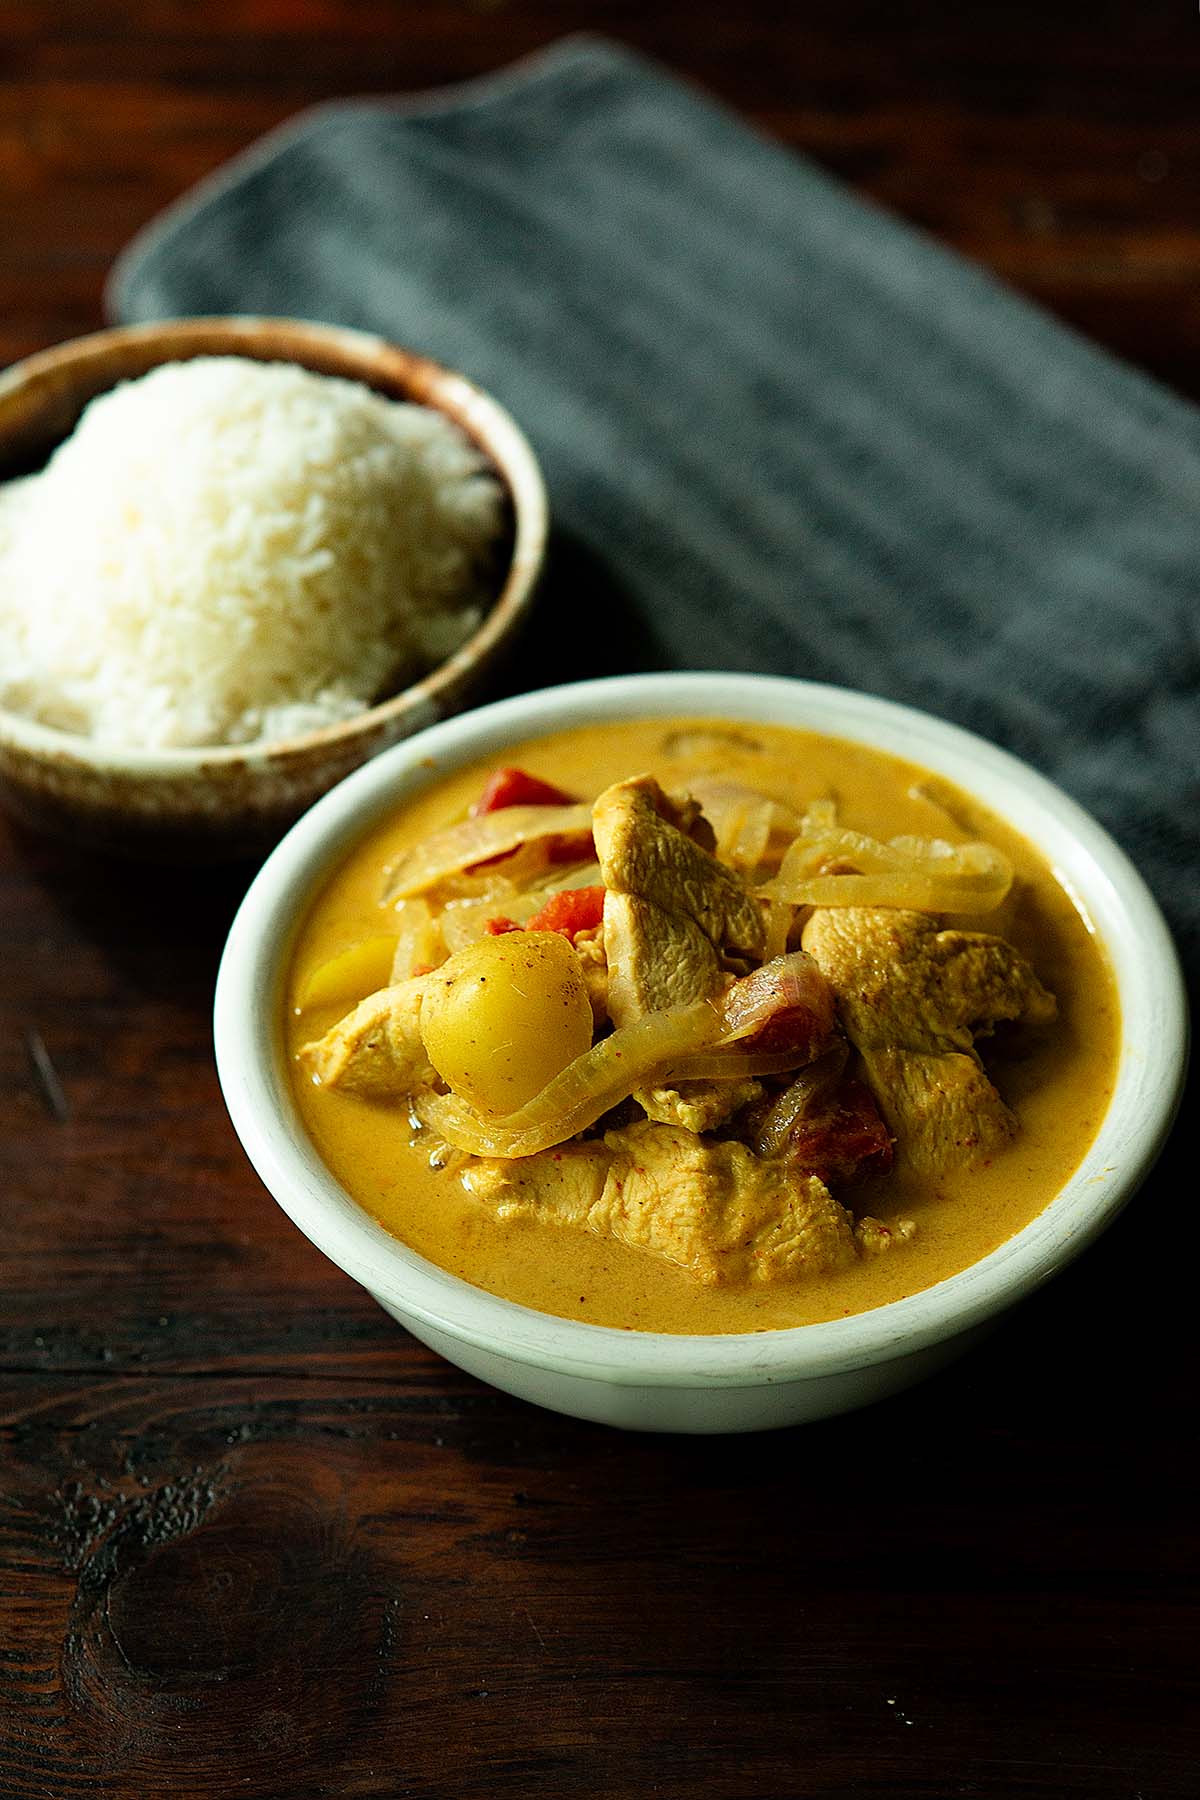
800, 798, 839, 835
662, 1047, 823, 1082
753, 1044, 849, 1156
758, 829, 1011, 914
437, 862, 604, 952
417, 952, 838, 1157
415, 999, 724, 1157
722, 799, 776, 875
761, 800, 836, 951
390, 898, 444, 980
382, 804, 593, 901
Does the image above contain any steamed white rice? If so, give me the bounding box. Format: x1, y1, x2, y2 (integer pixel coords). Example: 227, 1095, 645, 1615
0, 356, 505, 748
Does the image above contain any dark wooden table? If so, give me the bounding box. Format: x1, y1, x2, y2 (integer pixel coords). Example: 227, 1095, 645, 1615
1, 7, 1196, 1796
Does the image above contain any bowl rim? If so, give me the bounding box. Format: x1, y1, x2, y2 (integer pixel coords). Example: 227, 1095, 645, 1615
214, 671, 1189, 1388
0, 315, 548, 773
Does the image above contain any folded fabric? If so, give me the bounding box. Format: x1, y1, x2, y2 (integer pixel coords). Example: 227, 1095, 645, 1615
109, 35, 1198, 983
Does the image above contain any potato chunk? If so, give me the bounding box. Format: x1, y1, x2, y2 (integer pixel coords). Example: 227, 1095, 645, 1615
418, 930, 593, 1116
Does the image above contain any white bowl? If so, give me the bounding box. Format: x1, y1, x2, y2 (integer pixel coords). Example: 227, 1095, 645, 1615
213, 673, 1188, 1433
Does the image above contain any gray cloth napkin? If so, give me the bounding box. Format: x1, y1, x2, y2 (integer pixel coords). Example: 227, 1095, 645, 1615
109, 34, 1198, 983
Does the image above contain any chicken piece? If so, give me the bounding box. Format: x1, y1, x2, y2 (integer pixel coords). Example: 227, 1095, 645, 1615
866, 1047, 1019, 1171
466, 1120, 858, 1286
855, 1215, 917, 1256
602, 1123, 857, 1283
463, 1140, 612, 1227
603, 891, 724, 1021
801, 907, 1056, 1176
801, 908, 1056, 1055
593, 775, 765, 1025
300, 976, 434, 1098
637, 1077, 764, 1134
571, 924, 610, 1029
594, 774, 768, 1128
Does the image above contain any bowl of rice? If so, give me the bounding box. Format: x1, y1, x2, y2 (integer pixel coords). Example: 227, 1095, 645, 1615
0, 316, 547, 859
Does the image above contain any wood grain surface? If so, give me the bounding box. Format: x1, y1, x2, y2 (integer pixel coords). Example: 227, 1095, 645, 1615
1, 6, 1196, 1797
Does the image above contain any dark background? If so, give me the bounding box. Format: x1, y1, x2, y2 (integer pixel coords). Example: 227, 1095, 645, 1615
1, 6, 1196, 1797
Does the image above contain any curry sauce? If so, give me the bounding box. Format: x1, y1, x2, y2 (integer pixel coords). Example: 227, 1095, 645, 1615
285, 719, 1120, 1333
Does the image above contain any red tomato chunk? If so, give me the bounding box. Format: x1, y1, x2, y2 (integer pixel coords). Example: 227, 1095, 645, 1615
788, 1079, 894, 1184
526, 886, 607, 940
471, 767, 578, 814
483, 887, 606, 943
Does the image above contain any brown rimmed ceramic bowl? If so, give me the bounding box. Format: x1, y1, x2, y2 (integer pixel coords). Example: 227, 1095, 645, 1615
0, 316, 548, 861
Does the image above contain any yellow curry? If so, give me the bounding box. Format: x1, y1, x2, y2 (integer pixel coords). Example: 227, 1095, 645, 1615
285, 718, 1119, 1333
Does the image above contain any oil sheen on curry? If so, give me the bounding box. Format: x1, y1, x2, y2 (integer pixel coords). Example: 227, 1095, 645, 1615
286, 720, 1119, 1333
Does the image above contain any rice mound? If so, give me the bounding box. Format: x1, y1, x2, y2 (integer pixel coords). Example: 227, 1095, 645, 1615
0, 356, 505, 748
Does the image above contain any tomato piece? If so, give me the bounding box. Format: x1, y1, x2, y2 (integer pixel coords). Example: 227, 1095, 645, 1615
722, 952, 837, 1061
787, 1079, 894, 1184
483, 916, 522, 935
471, 767, 577, 814
526, 885, 606, 940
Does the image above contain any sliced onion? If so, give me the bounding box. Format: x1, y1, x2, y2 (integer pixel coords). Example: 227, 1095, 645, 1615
437, 862, 604, 952
662, 1046, 823, 1081
390, 898, 445, 980
382, 804, 593, 901
542, 858, 603, 892
415, 998, 724, 1157
721, 800, 776, 874
800, 797, 839, 834
758, 829, 1011, 914
754, 1043, 849, 1156
416, 952, 840, 1158
718, 950, 836, 1050
761, 904, 794, 962
890, 834, 1006, 874
760, 799, 836, 949
438, 893, 526, 953
686, 780, 801, 874
659, 728, 764, 758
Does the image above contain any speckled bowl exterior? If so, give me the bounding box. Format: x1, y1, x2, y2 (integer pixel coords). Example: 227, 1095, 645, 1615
0, 316, 548, 861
